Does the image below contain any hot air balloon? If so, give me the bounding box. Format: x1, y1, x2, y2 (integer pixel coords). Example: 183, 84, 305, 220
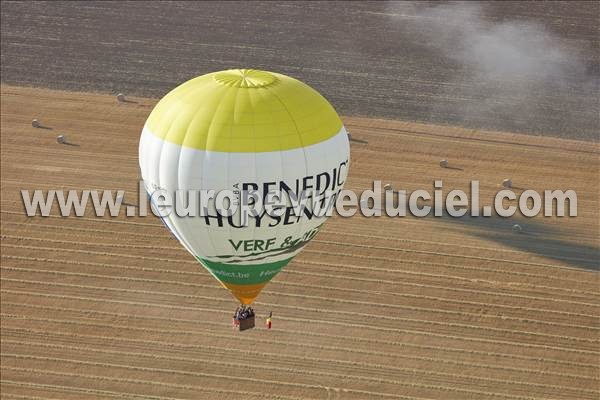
139, 69, 350, 315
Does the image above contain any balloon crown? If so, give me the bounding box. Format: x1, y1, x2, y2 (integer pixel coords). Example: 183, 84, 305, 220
213, 69, 277, 88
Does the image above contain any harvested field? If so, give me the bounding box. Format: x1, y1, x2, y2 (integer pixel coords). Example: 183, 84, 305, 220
1, 85, 599, 399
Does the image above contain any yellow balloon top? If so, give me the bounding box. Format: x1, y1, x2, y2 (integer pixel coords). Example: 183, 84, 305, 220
144, 69, 343, 153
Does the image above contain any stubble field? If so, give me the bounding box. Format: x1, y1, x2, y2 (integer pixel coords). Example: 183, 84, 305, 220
1, 85, 598, 399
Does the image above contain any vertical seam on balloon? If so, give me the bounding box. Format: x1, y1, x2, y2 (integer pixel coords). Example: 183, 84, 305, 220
201, 150, 218, 258
172, 136, 197, 259
226, 85, 243, 258
154, 131, 174, 244
248, 87, 259, 269
182, 83, 217, 257
163, 86, 205, 257
177, 91, 206, 256
322, 125, 344, 238
258, 85, 289, 262
200, 85, 237, 258
268, 89, 310, 247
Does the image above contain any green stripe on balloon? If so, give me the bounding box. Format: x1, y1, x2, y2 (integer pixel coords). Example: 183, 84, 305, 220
198, 257, 292, 285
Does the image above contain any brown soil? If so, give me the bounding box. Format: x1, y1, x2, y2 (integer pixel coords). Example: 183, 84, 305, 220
1, 2, 598, 140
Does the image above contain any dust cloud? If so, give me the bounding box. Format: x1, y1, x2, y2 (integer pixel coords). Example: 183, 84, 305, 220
385, 1, 598, 138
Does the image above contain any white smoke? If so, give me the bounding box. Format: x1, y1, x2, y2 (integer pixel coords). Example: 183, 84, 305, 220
385, 1, 598, 137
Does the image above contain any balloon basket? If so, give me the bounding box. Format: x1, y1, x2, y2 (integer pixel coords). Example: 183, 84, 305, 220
238, 315, 255, 331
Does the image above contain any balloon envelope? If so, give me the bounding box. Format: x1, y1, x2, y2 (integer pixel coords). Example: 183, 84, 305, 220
139, 69, 349, 304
